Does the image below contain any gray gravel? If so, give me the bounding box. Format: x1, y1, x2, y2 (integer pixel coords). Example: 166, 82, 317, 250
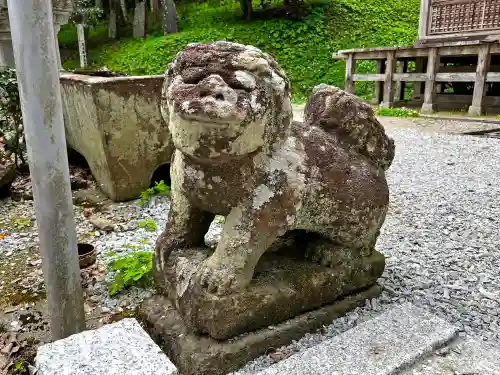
0, 194, 223, 313
233, 126, 500, 374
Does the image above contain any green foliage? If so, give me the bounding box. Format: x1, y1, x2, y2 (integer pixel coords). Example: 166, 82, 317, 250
10, 217, 32, 230
62, 0, 420, 101
8, 361, 28, 375
70, 0, 104, 26
376, 107, 419, 118
215, 215, 226, 224
138, 216, 158, 232
139, 180, 171, 206
108, 252, 153, 296
0, 69, 26, 168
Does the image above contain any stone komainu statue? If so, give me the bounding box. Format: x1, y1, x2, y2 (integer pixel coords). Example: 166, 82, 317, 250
154, 41, 394, 299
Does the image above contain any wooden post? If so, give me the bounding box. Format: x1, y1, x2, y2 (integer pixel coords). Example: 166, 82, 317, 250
345, 53, 355, 94
421, 47, 439, 114
468, 44, 491, 116
371, 59, 384, 104
381, 51, 395, 108
418, 0, 431, 40
7, 0, 85, 340
412, 57, 424, 101
395, 59, 408, 102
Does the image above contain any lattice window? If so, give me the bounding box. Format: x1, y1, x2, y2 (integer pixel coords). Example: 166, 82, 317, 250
429, 0, 500, 34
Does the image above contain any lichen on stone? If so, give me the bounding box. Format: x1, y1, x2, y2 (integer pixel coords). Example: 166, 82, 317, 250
154, 41, 394, 301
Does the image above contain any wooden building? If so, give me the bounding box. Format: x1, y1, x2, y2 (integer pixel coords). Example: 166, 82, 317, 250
336, 0, 500, 115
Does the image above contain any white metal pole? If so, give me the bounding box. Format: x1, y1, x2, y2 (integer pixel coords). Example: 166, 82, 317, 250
6, 0, 85, 340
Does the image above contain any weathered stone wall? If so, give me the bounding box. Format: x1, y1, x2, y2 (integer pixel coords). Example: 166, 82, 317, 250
60, 73, 174, 201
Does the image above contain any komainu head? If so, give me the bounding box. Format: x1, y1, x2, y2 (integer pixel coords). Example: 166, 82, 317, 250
162, 41, 293, 163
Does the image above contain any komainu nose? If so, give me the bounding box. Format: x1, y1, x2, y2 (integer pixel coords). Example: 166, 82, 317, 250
197, 74, 237, 104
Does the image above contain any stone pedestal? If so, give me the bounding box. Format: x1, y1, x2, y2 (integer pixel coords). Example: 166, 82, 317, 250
140, 286, 381, 375
163, 247, 384, 340
140, 246, 385, 375
0, 0, 72, 69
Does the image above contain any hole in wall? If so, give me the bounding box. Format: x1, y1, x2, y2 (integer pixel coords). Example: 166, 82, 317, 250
150, 163, 171, 187
67, 147, 92, 190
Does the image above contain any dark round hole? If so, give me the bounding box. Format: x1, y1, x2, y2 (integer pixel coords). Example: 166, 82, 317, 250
215, 93, 224, 101
150, 163, 171, 188
77, 243, 94, 256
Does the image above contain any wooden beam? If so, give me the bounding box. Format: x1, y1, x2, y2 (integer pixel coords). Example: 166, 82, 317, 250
350, 71, 500, 83
393, 73, 428, 81
372, 60, 384, 104
337, 44, 500, 61
344, 54, 355, 94
422, 47, 439, 113
468, 44, 491, 116
435, 72, 476, 82
412, 57, 424, 100
395, 60, 408, 101
352, 74, 385, 81
381, 51, 395, 108
487, 72, 500, 82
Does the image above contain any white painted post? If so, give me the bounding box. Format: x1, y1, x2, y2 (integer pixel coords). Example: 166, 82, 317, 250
6, 0, 86, 340
77, 23, 88, 68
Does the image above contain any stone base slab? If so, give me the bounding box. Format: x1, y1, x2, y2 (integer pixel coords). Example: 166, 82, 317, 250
163, 247, 385, 340
402, 338, 500, 375
255, 302, 459, 375
138, 285, 381, 375
35, 318, 177, 375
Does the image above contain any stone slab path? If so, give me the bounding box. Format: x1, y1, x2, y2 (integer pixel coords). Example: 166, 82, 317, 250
255, 303, 500, 375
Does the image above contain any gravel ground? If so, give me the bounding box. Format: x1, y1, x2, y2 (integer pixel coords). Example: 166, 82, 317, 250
234, 124, 500, 374
2, 116, 500, 373
0, 194, 223, 313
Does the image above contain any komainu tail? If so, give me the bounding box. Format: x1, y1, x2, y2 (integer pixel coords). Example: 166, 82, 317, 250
304, 84, 395, 170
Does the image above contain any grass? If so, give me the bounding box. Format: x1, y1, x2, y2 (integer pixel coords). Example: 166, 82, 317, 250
60, 0, 420, 101
108, 251, 153, 296
377, 107, 419, 118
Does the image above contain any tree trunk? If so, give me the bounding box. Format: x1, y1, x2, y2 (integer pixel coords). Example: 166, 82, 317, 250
120, 0, 128, 22
161, 0, 178, 35
109, 5, 117, 38
240, 0, 252, 20
109, 0, 127, 39
152, 0, 159, 24
109, 0, 117, 38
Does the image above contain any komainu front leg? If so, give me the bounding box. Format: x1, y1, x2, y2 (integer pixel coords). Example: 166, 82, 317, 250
193, 187, 300, 296
154, 188, 214, 287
